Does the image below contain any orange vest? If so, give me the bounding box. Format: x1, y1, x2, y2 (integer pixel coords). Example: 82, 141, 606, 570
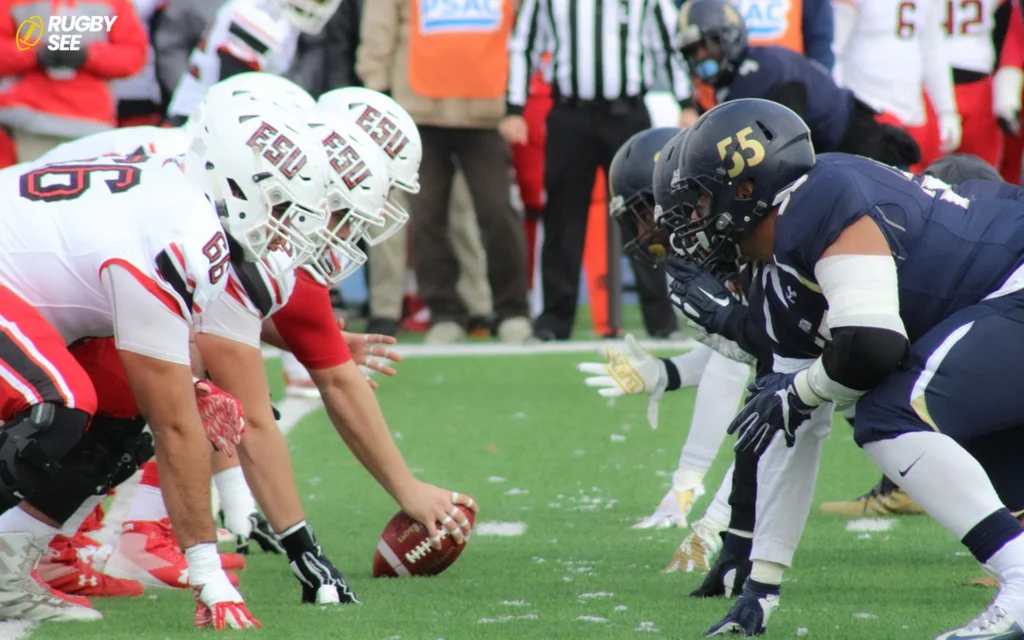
407, 0, 514, 99
735, 0, 804, 54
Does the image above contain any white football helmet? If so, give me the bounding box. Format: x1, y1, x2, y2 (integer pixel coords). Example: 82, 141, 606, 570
317, 87, 422, 245
184, 98, 331, 274
185, 73, 315, 137
303, 109, 391, 284
273, 0, 340, 34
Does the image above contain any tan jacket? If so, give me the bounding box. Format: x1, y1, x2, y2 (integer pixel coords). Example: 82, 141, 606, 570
355, 0, 513, 128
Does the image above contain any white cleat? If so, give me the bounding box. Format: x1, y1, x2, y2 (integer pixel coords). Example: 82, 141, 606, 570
633, 479, 705, 530
663, 516, 726, 574
0, 532, 102, 622
935, 603, 1024, 639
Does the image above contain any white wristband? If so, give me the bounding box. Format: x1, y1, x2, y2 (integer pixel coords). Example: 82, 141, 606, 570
184, 542, 221, 586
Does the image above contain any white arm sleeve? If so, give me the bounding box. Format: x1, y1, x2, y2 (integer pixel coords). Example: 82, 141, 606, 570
920, 0, 958, 115
193, 294, 263, 349
794, 254, 907, 407
101, 264, 192, 365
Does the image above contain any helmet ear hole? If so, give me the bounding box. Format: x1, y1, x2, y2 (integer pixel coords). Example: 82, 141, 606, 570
226, 178, 246, 199
737, 178, 755, 199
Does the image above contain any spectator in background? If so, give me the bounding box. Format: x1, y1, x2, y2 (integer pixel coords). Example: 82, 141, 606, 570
331, 0, 495, 338
111, 0, 166, 127
163, 0, 339, 123
679, 0, 920, 166
832, 0, 960, 169
503, 0, 687, 342
942, 0, 1023, 168
677, 0, 833, 125
357, 0, 531, 344
152, 0, 330, 108
0, 0, 147, 164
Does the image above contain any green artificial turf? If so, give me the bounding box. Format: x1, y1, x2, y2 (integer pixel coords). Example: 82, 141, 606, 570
29, 351, 994, 639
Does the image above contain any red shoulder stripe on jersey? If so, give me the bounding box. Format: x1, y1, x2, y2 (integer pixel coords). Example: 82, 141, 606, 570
0, 357, 44, 408
169, 242, 196, 289
231, 13, 277, 48
99, 259, 189, 321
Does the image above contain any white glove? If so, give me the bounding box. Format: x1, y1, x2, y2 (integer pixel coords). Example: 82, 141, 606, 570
577, 334, 667, 429
938, 111, 963, 153
994, 66, 1024, 136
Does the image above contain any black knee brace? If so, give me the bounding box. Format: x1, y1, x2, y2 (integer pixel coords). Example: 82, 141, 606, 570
0, 403, 91, 510
27, 415, 153, 524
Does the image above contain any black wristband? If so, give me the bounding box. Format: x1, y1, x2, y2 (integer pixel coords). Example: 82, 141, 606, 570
661, 357, 682, 391
280, 521, 319, 561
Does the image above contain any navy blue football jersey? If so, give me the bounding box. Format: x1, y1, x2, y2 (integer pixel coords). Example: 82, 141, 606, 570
746, 262, 828, 362
773, 154, 1024, 343
720, 47, 854, 153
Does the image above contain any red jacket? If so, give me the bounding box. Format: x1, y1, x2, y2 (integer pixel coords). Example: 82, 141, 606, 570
0, 0, 148, 137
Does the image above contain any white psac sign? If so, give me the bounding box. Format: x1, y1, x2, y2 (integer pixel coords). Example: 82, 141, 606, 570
45, 15, 118, 50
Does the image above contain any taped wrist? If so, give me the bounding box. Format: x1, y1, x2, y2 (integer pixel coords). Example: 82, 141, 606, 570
185, 542, 221, 586
794, 326, 910, 406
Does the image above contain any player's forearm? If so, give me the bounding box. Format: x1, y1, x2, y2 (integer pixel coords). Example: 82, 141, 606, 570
313, 362, 417, 503
260, 318, 290, 351
150, 419, 216, 548
237, 412, 305, 532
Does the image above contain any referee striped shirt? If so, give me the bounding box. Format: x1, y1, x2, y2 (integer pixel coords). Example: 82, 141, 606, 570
506, 0, 691, 115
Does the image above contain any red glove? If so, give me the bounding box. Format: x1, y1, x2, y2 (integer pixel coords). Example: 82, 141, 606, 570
192, 580, 261, 630
194, 380, 245, 457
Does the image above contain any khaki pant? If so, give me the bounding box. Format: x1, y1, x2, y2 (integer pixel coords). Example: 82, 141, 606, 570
368, 168, 493, 319
13, 129, 68, 163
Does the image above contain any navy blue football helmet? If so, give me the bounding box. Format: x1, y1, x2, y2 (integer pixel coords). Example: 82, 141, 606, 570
668, 98, 815, 277
609, 126, 682, 265
676, 0, 749, 88
924, 153, 1002, 184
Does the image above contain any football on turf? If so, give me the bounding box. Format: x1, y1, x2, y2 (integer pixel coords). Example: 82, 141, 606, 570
372, 507, 475, 577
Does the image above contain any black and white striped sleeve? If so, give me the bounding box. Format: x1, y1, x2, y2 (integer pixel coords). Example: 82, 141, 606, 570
644, 0, 692, 107
507, 0, 550, 116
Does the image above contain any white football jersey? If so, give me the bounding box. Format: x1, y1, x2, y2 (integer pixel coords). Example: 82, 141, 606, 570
41, 127, 190, 164
837, 0, 941, 124
110, 0, 166, 104
943, 0, 999, 74
0, 156, 228, 349
167, 0, 301, 119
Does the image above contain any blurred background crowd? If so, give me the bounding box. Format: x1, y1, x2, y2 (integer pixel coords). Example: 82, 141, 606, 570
1, 0, 1021, 351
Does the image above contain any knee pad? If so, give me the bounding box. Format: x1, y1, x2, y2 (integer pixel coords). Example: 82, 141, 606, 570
24, 415, 151, 525
0, 403, 90, 505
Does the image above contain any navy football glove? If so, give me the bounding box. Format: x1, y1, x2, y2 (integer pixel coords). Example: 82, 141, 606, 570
664, 258, 742, 336
727, 373, 815, 456
703, 580, 781, 637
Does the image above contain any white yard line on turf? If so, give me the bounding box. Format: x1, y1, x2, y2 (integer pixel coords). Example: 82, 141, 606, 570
262, 339, 696, 360
2, 398, 324, 640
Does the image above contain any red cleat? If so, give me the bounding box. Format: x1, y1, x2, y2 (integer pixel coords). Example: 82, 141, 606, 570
37, 535, 144, 598
104, 519, 240, 589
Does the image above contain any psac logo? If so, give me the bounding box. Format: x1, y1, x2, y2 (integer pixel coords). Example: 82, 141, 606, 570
732, 0, 791, 40
419, 0, 502, 34
16, 15, 119, 51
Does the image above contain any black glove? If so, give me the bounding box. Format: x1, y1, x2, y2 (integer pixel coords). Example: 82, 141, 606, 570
37, 46, 87, 70
280, 521, 360, 605
234, 512, 284, 555
664, 258, 744, 335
